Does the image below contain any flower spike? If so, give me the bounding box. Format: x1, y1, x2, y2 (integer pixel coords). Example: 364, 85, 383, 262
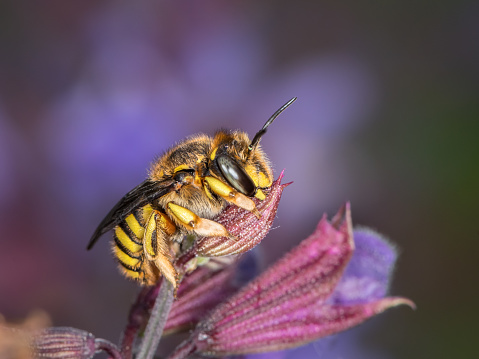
168, 204, 414, 358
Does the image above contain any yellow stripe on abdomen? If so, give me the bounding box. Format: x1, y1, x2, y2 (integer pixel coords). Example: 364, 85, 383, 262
114, 245, 141, 268
115, 226, 143, 255
125, 214, 145, 239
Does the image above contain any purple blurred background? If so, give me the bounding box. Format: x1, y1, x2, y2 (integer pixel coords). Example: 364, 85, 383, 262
0, 1, 477, 358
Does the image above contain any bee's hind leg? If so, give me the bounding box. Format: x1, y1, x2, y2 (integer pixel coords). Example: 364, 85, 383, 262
143, 210, 179, 287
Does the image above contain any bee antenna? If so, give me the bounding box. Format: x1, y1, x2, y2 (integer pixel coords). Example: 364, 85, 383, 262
248, 97, 297, 152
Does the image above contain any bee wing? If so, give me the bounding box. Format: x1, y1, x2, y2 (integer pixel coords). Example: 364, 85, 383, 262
87, 179, 175, 250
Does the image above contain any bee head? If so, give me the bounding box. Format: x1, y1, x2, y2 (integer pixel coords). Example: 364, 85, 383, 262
209, 97, 296, 198
209, 130, 257, 197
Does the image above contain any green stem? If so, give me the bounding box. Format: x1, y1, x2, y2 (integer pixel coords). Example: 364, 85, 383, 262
136, 280, 175, 359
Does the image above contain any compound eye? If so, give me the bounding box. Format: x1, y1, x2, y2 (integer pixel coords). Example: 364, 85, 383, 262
216, 155, 256, 197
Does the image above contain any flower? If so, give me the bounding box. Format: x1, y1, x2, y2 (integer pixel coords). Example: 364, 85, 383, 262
168, 204, 414, 358
4, 172, 413, 359
2, 200, 413, 359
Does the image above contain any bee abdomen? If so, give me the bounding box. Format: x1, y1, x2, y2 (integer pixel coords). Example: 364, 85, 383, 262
113, 213, 146, 281
113, 244, 143, 281
113, 227, 142, 259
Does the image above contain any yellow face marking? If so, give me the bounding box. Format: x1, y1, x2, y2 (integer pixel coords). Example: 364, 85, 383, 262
114, 246, 140, 268
245, 164, 259, 187
125, 214, 144, 239
210, 147, 218, 161
174, 164, 191, 173
258, 172, 272, 187
168, 202, 197, 226
115, 227, 143, 253
204, 176, 234, 197
255, 189, 266, 200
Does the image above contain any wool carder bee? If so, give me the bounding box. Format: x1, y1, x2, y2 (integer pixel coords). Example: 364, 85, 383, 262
87, 98, 296, 288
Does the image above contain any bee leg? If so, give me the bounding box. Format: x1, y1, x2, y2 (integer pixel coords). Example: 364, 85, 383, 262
167, 202, 231, 238
143, 210, 179, 288
204, 176, 261, 219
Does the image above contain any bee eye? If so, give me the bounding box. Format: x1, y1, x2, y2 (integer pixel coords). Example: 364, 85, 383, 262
216, 155, 256, 197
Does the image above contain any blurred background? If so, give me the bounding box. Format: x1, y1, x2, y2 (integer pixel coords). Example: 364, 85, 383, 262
0, 1, 478, 358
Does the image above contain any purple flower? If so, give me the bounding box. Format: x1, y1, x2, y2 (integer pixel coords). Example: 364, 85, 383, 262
3, 171, 412, 359
168, 204, 414, 358
2, 178, 413, 359
2, 200, 413, 359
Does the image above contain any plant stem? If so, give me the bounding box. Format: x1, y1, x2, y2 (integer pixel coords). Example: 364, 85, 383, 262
136, 280, 175, 359
120, 285, 161, 359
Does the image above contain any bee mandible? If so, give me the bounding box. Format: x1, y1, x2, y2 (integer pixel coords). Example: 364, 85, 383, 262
87, 98, 296, 288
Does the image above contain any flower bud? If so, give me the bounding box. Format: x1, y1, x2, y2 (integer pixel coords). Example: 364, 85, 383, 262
32, 327, 96, 359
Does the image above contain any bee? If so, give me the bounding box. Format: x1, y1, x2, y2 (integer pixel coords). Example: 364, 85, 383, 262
87, 98, 296, 288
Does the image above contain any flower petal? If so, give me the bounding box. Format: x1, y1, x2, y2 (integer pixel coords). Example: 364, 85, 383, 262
330, 227, 398, 304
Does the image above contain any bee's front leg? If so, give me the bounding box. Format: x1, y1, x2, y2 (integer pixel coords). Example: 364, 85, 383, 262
204, 176, 261, 218
167, 202, 232, 238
